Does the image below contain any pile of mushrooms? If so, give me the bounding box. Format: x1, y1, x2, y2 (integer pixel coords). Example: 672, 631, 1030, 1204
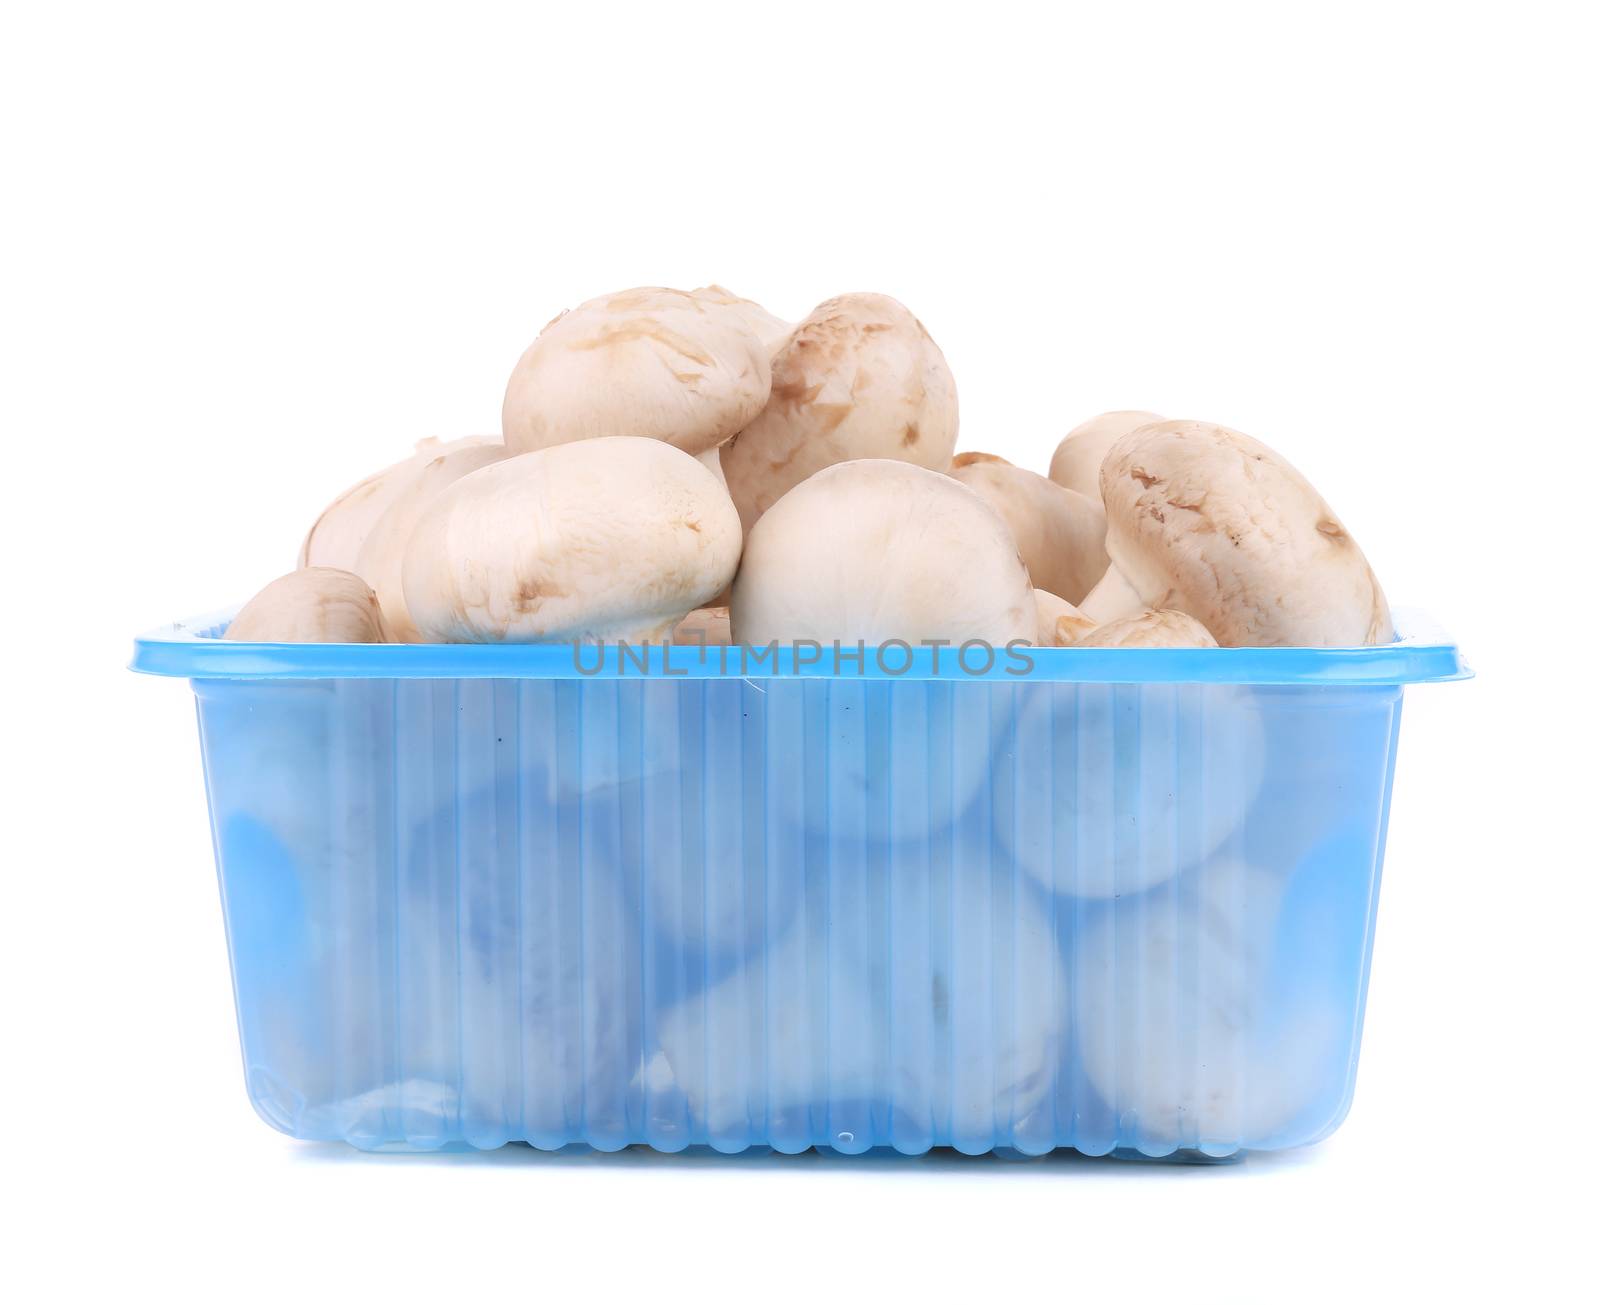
228, 283, 1391, 650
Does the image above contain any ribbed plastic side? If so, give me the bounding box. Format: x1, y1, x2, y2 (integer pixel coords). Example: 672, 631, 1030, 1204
193, 676, 1403, 1157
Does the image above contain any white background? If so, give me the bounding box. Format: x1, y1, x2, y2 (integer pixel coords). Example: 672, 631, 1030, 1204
4, 2, 1596, 1300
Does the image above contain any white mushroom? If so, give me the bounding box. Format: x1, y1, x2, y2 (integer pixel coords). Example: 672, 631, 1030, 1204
1073, 609, 1217, 648
353, 439, 506, 642
669, 606, 732, 646
950, 460, 1109, 605
1099, 421, 1394, 646
950, 450, 1010, 469
225, 567, 391, 642
403, 437, 742, 643
638, 925, 848, 1137
720, 294, 958, 533
690, 284, 795, 355
298, 435, 498, 571
1048, 409, 1163, 503
501, 287, 771, 457
730, 459, 1034, 648
1032, 589, 1096, 646
1002, 682, 1265, 900
398, 771, 641, 1146
641, 859, 1065, 1147
883, 855, 1066, 1146
1073, 860, 1346, 1152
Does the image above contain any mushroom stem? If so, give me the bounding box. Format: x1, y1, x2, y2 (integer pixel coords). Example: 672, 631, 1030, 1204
1079, 565, 1149, 623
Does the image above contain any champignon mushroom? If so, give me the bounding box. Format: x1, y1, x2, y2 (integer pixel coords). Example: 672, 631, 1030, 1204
405, 773, 641, 1139
641, 858, 1064, 1142
670, 605, 731, 646
951, 450, 1010, 469
1002, 683, 1265, 899
878, 856, 1065, 1142
1074, 860, 1343, 1149
1098, 420, 1394, 646
353, 439, 506, 642
1033, 589, 1096, 646
690, 284, 795, 355
949, 460, 1109, 605
729, 459, 1034, 647
1047, 410, 1163, 503
720, 294, 959, 533
225, 567, 391, 642
403, 436, 742, 643
501, 287, 771, 457
638, 925, 842, 1129
298, 435, 498, 571
1073, 609, 1217, 648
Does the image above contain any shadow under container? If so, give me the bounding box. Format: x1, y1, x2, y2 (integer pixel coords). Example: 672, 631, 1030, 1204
131, 613, 1467, 1158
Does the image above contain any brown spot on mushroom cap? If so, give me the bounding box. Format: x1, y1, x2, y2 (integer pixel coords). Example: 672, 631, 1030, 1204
771, 377, 823, 406
901, 422, 920, 447
812, 402, 853, 434
511, 574, 571, 613
669, 605, 732, 646
1033, 589, 1097, 646
951, 451, 1009, 469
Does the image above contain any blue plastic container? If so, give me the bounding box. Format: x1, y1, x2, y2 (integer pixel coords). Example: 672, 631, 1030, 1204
132, 611, 1467, 1157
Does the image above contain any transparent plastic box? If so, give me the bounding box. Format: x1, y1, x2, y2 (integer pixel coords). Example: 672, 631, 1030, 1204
132, 612, 1467, 1158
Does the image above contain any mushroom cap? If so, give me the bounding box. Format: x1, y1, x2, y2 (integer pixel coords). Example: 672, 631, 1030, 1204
1074, 859, 1341, 1146
225, 567, 391, 643
501, 287, 771, 457
643, 859, 1063, 1134
298, 435, 497, 571
1032, 589, 1097, 646
875, 855, 1065, 1134
720, 293, 959, 532
690, 284, 795, 355
950, 460, 1109, 605
402, 436, 742, 643
1073, 609, 1218, 649
1048, 410, 1163, 504
950, 450, 1010, 469
669, 605, 732, 646
730, 459, 1035, 647
353, 439, 507, 642
1003, 685, 1265, 900
1101, 421, 1394, 647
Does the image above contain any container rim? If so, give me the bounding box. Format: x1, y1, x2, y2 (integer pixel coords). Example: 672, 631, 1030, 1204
129, 606, 1470, 685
